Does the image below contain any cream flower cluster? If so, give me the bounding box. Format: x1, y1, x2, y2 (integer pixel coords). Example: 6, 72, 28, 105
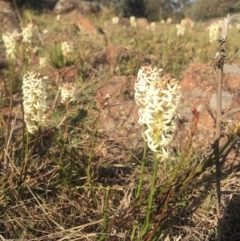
166, 18, 172, 24
147, 22, 156, 32
60, 82, 76, 104
39, 57, 47, 68
22, 22, 35, 43
176, 24, 185, 36
61, 41, 74, 58
112, 16, 119, 25
135, 66, 181, 156
2, 23, 36, 59
130, 16, 137, 27
2, 31, 20, 59
208, 22, 221, 43
22, 72, 48, 134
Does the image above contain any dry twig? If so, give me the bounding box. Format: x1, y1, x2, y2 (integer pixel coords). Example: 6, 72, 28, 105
213, 14, 229, 241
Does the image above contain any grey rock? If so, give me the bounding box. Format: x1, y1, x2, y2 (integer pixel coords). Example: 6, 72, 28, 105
210, 91, 232, 110
224, 64, 240, 75
230, 13, 240, 25
53, 0, 76, 14
53, 0, 103, 15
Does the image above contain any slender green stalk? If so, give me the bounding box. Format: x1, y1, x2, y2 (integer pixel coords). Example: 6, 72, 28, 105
86, 111, 100, 184
130, 224, 138, 241
136, 139, 148, 198
137, 152, 158, 240
146, 151, 158, 223
19, 129, 40, 187
99, 186, 109, 241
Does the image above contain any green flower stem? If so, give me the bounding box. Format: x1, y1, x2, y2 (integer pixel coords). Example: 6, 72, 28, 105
170, 153, 186, 183
99, 186, 109, 241
137, 151, 158, 240
147, 151, 158, 222
86, 111, 100, 184
136, 138, 148, 198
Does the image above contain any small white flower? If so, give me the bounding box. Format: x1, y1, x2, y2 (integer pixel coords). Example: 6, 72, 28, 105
56, 15, 61, 21
61, 41, 74, 58
161, 90, 173, 105
208, 22, 221, 43
166, 18, 172, 24
22, 22, 36, 43
149, 22, 155, 32
60, 82, 76, 103
39, 57, 47, 68
2, 32, 17, 59
160, 147, 170, 160
112, 16, 119, 25
33, 46, 38, 54
130, 16, 137, 27
176, 24, 185, 36
42, 29, 48, 34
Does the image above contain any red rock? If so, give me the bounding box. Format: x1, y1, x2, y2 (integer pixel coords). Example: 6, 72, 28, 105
74, 14, 97, 34
181, 17, 194, 27
137, 18, 149, 28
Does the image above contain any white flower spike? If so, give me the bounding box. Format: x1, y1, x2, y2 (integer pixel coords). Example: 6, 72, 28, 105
22, 72, 48, 134
135, 66, 181, 157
